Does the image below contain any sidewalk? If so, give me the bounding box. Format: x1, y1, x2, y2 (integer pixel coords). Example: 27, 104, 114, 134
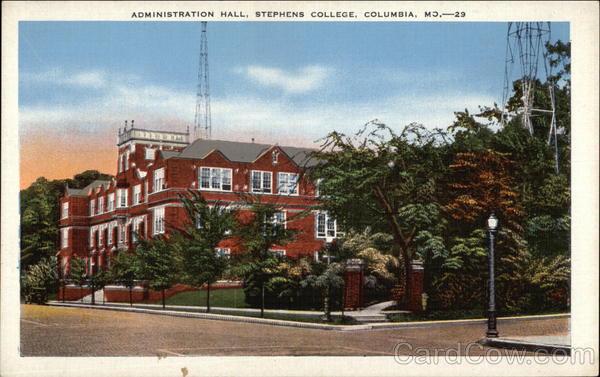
481, 335, 571, 355
47, 300, 570, 333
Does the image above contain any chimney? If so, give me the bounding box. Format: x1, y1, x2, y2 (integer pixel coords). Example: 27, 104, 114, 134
124, 120, 128, 130
131, 120, 135, 128
251, 138, 255, 143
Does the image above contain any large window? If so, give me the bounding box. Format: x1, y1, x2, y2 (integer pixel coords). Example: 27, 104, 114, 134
251, 171, 272, 193
316, 212, 337, 239
89, 199, 96, 216
199, 167, 232, 191
277, 172, 299, 195
153, 207, 165, 235
269, 249, 286, 257
61, 228, 68, 249
153, 168, 165, 192
117, 189, 128, 208
61, 202, 69, 219
107, 193, 115, 211
133, 185, 141, 205
98, 197, 104, 214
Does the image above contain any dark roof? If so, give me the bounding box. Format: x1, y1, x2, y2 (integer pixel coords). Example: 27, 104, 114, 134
173, 139, 318, 167
66, 179, 111, 197
158, 150, 180, 160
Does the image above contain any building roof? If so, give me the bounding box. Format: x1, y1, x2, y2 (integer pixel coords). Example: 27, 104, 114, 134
66, 179, 112, 197
172, 139, 318, 167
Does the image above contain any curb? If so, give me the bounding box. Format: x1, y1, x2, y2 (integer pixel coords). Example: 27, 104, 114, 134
479, 337, 571, 355
47, 301, 569, 333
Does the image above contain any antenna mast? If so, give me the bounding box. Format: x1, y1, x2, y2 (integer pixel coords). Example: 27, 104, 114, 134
194, 21, 212, 140
501, 22, 559, 173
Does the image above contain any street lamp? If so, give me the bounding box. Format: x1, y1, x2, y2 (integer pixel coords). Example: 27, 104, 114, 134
486, 213, 499, 338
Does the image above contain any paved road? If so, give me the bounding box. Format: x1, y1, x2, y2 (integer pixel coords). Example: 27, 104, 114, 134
20, 305, 568, 357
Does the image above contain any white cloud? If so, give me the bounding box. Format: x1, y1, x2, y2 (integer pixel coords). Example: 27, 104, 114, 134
236, 65, 333, 94
19, 68, 496, 147
21, 68, 142, 89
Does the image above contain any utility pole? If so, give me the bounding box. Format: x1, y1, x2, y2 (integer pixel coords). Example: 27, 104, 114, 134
194, 21, 212, 140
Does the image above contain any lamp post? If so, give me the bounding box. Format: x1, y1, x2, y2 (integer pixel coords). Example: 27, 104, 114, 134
486, 213, 499, 338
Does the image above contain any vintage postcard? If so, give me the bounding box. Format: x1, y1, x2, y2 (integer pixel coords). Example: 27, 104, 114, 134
2, 1, 598, 376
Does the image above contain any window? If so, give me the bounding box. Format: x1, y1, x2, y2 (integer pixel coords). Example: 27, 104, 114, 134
117, 189, 128, 208
195, 213, 203, 229
215, 248, 231, 257
61, 202, 69, 219
315, 178, 323, 197
118, 154, 123, 173
108, 226, 114, 246
133, 185, 141, 205
90, 228, 95, 248
153, 168, 165, 192
263, 211, 285, 236
61, 228, 68, 249
107, 193, 115, 211
269, 249, 286, 257
124, 152, 129, 171
316, 212, 337, 238
277, 173, 299, 195
119, 224, 126, 244
98, 197, 104, 214
153, 207, 165, 235
199, 167, 232, 191
98, 227, 104, 246
89, 199, 96, 216
251, 171, 272, 193
145, 147, 155, 160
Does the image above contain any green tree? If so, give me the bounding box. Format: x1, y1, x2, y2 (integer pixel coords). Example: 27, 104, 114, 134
108, 252, 139, 306
22, 257, 58, 304
135, 237, 178, 309
171, 191, 235, 312
68, 256, 87, 303
301, 262, 345, 321
233, 195, 298, 317
88, 269, 109, 305
310, 122, 449, 305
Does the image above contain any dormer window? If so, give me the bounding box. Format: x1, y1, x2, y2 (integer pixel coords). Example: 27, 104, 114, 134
89, 199, 96, 216
278, 173, 299, 195
251, 171, 272, 194
145, 148, 155, 160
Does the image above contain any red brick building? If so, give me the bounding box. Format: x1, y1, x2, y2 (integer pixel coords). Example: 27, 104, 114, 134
57, 125, 337, 276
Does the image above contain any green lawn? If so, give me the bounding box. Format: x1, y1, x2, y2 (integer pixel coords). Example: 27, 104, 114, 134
161, 288, 250, 308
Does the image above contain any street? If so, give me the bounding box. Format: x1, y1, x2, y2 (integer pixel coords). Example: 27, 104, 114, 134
20, 305, 568, 357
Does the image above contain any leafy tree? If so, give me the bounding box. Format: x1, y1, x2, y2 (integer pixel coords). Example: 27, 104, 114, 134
135, 237, 178, 309
171, 191, 235, 312
88, 269, 109, 305
68, 256, 88, 302
108, 252, 139, 306
267, 257, 313, 309
444, 149, 523, 233
21, 256, 58, 304
233, 195, 298, 317
301, 262, 345, 321
310, 122, 449, 305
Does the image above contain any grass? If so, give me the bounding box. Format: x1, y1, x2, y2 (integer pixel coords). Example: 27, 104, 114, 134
160, 288, 250, 308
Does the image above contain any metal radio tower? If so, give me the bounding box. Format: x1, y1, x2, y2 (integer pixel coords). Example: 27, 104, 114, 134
194, 21, 212, 140
501, 22, 559, 173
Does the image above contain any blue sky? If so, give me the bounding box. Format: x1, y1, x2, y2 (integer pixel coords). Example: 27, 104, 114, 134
19, 21, 569, 147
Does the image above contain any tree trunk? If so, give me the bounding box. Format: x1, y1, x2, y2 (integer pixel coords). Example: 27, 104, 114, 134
324, 287, 331, 322
206, 282, 211, 313
162, 289, 165, 309
91, 285, 95, 305
129, 286, 133, 307
261, 283, 265, 318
